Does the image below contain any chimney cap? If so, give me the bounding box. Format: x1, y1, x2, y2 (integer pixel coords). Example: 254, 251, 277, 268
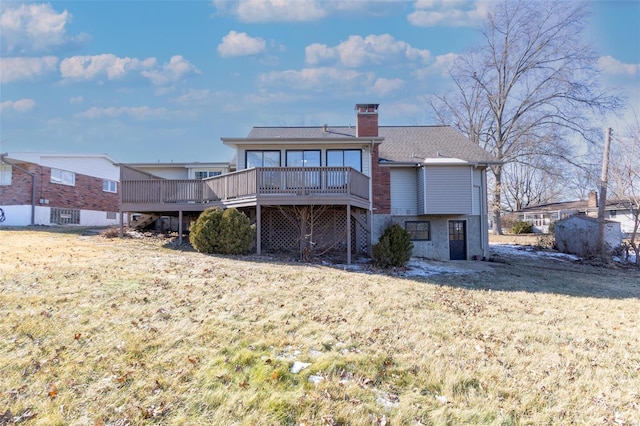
355, 103, 379, 113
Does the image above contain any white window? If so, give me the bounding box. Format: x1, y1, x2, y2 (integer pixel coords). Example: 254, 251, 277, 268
194, 171, 221, 179
0, 164, 11, 185
103, 180, 117, 193
51, 168, 75, 186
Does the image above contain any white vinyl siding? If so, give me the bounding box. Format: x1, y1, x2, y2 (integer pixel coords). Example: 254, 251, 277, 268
390, 168, 418, 215
0, 164, 11, 185
422, 166, 472, 214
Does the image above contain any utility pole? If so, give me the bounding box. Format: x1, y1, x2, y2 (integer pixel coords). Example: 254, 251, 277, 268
598, 127, 612, 258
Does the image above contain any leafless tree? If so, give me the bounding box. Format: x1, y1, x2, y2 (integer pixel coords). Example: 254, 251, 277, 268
502, 155, 565, 211
431, 0, 621, 234
609, 119, 640, 265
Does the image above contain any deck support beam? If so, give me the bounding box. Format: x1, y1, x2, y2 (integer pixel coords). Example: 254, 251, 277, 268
178, 210, 183, 245
256, 204, 262, 256
346, 204, 352, 264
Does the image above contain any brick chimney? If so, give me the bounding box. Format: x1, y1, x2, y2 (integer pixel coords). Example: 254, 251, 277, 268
588, 190, 598, 208
355, 104, 379, 137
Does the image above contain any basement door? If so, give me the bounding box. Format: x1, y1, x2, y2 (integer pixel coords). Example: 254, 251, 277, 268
448, 220, 467, 260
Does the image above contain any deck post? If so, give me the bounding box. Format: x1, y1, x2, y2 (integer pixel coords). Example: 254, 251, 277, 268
119, 209, 124, 238
256, 204, 262, 256
178, 210, 183, 245
366, 208, 372, 256
346, 204, 352, 264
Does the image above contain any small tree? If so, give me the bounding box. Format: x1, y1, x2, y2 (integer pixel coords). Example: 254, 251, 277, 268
372, 224, 413, 268
190, 207, 255, 255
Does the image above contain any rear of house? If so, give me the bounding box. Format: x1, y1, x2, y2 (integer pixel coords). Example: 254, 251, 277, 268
119, 103, 498, 262
0, 153, 121, 227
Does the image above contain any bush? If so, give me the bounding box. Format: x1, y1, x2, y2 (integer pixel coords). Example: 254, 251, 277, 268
548, 221, 556, 234
510, 221, 533, 234
372, 223, 413, 268
190, 207, 255, 255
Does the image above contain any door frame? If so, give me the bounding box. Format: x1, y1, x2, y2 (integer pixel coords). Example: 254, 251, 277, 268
448, 219, 467, 260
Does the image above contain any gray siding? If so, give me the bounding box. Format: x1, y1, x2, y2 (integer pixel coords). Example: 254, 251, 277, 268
390, 168, 418, 215
423, 166, 472, 214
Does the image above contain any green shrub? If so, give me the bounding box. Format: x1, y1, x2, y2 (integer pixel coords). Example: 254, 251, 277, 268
190, 207, 255, 255
548, 221, 556, 234
510, 221, 533, 234
371, 224, 413, 268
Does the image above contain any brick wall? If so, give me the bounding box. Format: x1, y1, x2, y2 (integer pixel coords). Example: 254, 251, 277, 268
371, 145, 390, 214
0, 162, 119, 212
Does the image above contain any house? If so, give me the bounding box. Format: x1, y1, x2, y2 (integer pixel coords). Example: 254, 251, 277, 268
119, 104, 498, 262
515, 191, 637, 235
123, 161, 232, 180
0, 152, 121, 227
554, 215, 622, 257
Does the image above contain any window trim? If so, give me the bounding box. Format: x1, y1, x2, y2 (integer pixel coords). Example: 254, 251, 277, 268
51, 168, 75, 186
245, 150, 281, 168
405, 221, 431, 241
0, 164, 12, 186
103, 179, 117, 193
326, 149, 362, 172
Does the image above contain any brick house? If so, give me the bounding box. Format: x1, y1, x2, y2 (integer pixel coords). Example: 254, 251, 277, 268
0, 153, 121, 227
120, 104, 498, 262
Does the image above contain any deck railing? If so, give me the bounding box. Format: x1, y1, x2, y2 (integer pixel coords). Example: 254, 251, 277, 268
121, 167, 369, 205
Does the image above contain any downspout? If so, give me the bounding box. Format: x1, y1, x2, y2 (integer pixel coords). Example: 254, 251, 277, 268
1, 153, 36, 226
479, 164, 488, 258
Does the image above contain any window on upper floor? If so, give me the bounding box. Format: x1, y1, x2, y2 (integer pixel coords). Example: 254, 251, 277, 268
0, 165, 11, 185
51, 168, 75, 186
103, 180, 117, 193
405, 221, 431, 241
194, 171, 222, 179
246, 151, 281, 168
327, 149, 362, 172
286, 150, 321, 168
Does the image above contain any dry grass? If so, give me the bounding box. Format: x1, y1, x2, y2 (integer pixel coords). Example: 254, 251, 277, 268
1, 228, 639, 425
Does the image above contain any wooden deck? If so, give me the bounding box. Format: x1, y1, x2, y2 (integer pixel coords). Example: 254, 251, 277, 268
120, 166, 371, 213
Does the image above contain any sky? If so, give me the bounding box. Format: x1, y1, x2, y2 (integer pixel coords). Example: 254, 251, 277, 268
1, 0, 639, 164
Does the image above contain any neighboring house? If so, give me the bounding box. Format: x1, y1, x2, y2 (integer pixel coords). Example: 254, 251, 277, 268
0, 152, 121, 227
119, 104, 498, 262
122, 161, 232, 180
516, 191, 637, 235
555, 215, 622, 256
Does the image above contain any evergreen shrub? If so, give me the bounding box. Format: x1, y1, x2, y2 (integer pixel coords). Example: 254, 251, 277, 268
190, 207, 255, 255
372, 223, 414, 268
510, 221, 534, 234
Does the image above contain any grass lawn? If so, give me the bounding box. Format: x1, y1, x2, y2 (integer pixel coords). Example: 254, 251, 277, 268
0, 228, 638, 425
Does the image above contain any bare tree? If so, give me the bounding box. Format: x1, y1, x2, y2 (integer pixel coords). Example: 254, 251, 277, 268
609, 119, 640, 265
431, 0, 621, 234
502, 155, 565, 211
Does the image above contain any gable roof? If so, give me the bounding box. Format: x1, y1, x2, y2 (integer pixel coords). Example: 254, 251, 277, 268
244, 125, 498, 164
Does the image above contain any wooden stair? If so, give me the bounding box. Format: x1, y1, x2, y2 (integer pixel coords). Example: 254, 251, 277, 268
129, 213, 160, 230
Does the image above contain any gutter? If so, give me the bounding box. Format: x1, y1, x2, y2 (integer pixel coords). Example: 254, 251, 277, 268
0, 153, 37, 226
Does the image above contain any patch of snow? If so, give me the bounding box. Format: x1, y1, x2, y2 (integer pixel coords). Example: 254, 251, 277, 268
290, 361, 311, 374
490, 244, 579, 261
308, 375, 324, 384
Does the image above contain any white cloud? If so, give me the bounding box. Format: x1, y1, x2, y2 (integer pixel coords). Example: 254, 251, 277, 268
598, 56, 640, 76
215, 0, 327, 23
172, 89, 212, 105
305, 34, 430, 68
60, 54, 157, 81
408, 0, 488, 27
69, 96, 83, 104
0, 56, 58, 83
218, 31, 267, 58
372, 78, 405, 96
1, 98, 36, 113
258, 67, 374, 92
412, 52, 459, 79
75, 106, 171, 120
141, 55, 200, 85
0, 3, 88, 54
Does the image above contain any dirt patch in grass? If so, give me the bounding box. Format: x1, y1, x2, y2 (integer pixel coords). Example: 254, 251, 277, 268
1, 228, 639, 425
